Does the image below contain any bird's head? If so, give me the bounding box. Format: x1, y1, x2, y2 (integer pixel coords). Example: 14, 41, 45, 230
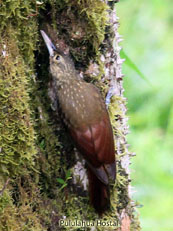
40, 30, 75, 80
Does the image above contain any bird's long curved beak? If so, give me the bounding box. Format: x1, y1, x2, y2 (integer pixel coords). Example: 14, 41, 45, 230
40, 30, 56, 57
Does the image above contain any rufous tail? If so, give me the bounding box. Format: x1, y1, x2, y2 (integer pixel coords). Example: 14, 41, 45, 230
87, 167, 110, 215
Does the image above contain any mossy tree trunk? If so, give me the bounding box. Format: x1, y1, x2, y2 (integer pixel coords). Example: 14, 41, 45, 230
0, 1, 140, 230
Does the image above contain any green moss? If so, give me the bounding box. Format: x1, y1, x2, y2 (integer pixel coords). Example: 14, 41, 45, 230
49, 0, 108, 47
0, 176, 46, 231
0, 33, 36, 176
0, 0, 38, 65
0, 2, 44, 230
66, 0, 109, 50
0, 0, 38, 177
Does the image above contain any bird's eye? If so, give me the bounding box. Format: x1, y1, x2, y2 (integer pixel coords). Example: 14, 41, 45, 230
55, 55, 60, 61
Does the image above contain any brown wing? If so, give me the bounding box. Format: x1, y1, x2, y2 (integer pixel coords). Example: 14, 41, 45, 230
70, 113, 116, 184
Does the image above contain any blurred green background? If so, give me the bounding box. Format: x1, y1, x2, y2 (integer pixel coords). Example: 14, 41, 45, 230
117, 0, 173, 230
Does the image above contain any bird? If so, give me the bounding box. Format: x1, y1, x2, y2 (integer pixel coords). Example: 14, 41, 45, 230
40, 30, 116, 214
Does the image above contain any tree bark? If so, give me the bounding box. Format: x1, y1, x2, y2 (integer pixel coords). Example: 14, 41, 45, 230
0, 1, 140, 230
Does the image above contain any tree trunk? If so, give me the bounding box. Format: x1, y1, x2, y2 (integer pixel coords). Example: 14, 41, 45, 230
0, 1, 140, 230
